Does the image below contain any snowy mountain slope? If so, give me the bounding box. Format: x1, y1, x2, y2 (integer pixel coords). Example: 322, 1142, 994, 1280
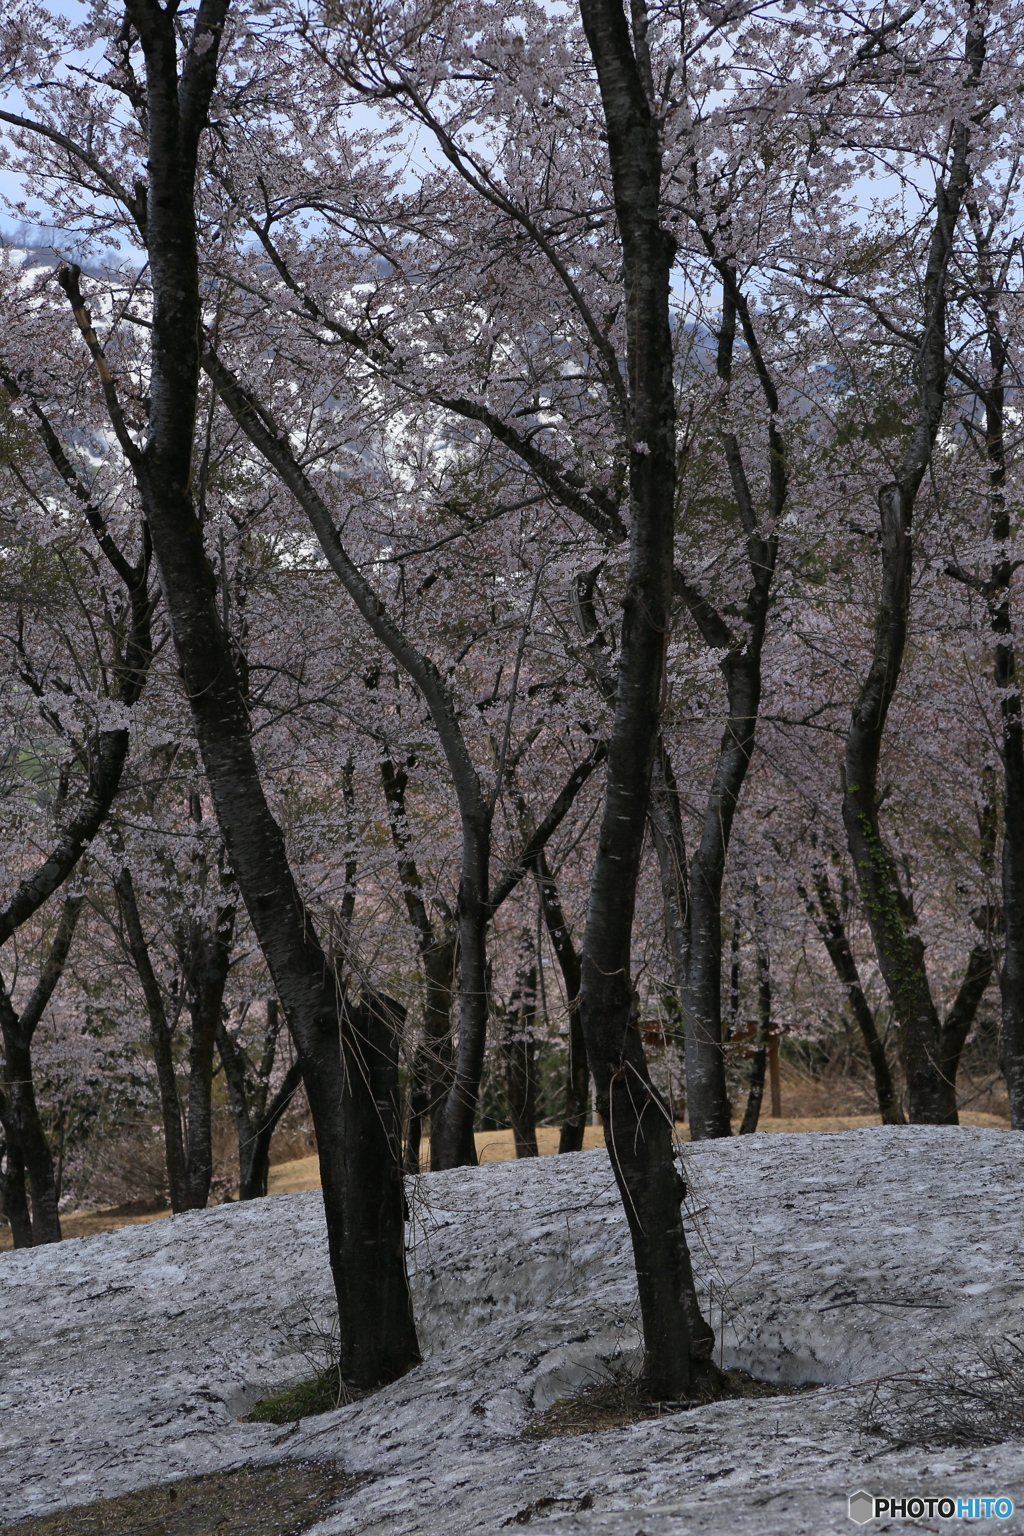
1, 1126, 1022, 1533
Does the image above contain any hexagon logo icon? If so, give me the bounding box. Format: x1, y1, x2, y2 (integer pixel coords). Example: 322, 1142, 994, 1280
848, 1490, 874, 1524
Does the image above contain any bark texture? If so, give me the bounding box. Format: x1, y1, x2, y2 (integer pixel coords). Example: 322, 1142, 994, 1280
576, 0, 714, 1398
218, 1005, 303, 1202
841, 96, 976, 1125
0, 895, 83, 1245
797, 865, 905, 1124
500, 943, 540, 1158
738, 947, 771, 1136
946, 201, 1024, 1128
73, 0, 420, 1384
535, 853, 589, 1153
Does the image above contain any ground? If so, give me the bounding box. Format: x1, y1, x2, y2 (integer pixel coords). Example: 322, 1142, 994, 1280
1, 1127, 1023, 1534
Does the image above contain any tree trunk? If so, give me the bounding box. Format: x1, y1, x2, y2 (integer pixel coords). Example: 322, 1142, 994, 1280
940, 941, 994, 1094
840, 49, 974, 1127
403, 1050, 431, 1175
181, 906, 235, 1210
1, 1027, 62, 1244
115, 867, 189, 1210
69, 2, 418, 1385
378, 756, 460, 1171
738, 948, 771, 1135
953, 206, 1024, 1131
841, 490, 957, 1123
1002, 734, 1024, 1126
0, 1121, 33, 1250
648, 744, 694, 1128
576, 0, 714, 1399
535, 853, 589, 1153
797, 866, 905, 1124
502, 945, 539, 1158
683, 641, 765, 1140
217, 1007, 303, 1200
0, 893, 83, 1245
435, 814, 491, 1169
241, 1061, 302, 1200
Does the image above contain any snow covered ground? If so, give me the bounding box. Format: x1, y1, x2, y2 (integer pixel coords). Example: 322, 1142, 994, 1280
2, 1126, 1023, 1534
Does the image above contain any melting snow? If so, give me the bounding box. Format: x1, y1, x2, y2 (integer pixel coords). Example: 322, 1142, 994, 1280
2, 1126, 1023, 1533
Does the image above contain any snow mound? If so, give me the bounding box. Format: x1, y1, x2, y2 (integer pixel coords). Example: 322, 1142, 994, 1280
1, 1126, 1023, 1534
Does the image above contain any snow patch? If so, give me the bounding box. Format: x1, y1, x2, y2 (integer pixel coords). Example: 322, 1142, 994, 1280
1, 1126, 1023, 1534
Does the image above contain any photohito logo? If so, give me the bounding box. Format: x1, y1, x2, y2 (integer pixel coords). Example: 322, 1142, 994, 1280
848, 1491, 1015, 1523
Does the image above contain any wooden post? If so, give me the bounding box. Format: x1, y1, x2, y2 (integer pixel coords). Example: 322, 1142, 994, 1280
768, 1034, 781, 1117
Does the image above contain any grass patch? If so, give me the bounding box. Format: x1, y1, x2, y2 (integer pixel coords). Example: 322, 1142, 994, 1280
3, 1460, 368, 1536
522, 1368, 819, 1439
244, 1370, 371, 1425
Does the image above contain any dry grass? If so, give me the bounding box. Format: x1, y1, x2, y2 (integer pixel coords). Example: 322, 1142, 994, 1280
0, 1199, 169, 1252
521, 1369, 819, 1439
1, 1461, 366, 1536
2, 1090, 1011, 1251
859, 1338, 1024, 1448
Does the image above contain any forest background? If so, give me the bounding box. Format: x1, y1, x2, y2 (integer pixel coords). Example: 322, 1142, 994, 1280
0, 0, 1021, 1393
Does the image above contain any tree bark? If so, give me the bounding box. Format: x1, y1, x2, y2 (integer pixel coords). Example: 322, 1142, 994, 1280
379, 756, 458, 1172
648, 742, 693, 1045
576, 0, 714, 1399
1001, 699, 1024, 1127
841, 106, 972, 1124
403, 1049, 431, 1175
797, 865, 905, 1124
940, 940, 994, 1094
0, 894, 83, 1245
115, 867, 189, 1210
217, 1004, 303, 1200
501, 945, 539, 1158
946, 200, 1024, 1129
63, 0, 419, 1385
181, 904, 235, 1210
672, 271, 782, 1139
0, 1122, 33, 1250
738, 947, 771, 1135
535, 853, 590, 1153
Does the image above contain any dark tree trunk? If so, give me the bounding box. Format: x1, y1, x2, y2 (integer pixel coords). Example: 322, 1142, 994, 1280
403, 1050, 431, 1176
10, 1045, 62, 1243
726, 915, 741, 1041
946, 200, 1024, 1129
181, 905, 235, 1211
575, 0, 714, 1399
240, 1061, 303, 1200
501, 946, 539, 1158
797, 866, 905, 1125
435, 817, 489, 1169
1002, 722, 1024, 1126
217, 1002, 303, 1200
535, 853, 589, 1153
940, 941, 994, 1093
421, 939, 458, 1169
648, 744, 693, 1066
64, 1, 418, 1385
0, 1127, 33, 1250
0, 894, 83, 1245
115, 868, 188, 1210
841, 107, 973, 1126
379, 756, 458, 1172
842, 490, 958, 1124
672, 279, 782, 1142
738, 948, 771, 1135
